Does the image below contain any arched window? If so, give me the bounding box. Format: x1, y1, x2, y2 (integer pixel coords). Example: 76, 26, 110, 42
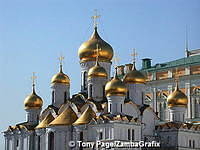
132, 129, 134, 141
64, 91, 67, 103
128, 129, 131, 140
48, 132, 54, 150
38, 136, 41, 150
83, 72, 87, 90
52, 91, 55, 104
102, 85, 105, 99
89, 84, 93, 98
127, 90, 129, 99
80, 132, 83, 150
193, 140, 195, 148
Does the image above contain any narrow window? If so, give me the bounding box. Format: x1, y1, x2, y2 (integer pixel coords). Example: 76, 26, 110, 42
16, 139, 19, 147
52, 91, 55, 104
132, 129, 134, 141
48, 132, 54, 150
38, 136, 40, 150
110, 104, 112, 112
89, 84, 93, 98
189, 140, 191, 147
121, 104, 123, 112
128, 129, 131, 140
80, 132, 83, 150
193, 140, 195, 148
127, 90, 129, 99
103, 85, 105, 99
64, 91, 67, 103
83, 72, 86, 90
99, 132, 103, 140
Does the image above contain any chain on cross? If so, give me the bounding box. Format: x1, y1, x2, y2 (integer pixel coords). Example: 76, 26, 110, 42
91, 9, 101, 28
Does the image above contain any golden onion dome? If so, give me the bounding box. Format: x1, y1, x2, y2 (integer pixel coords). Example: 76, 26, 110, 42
51, 65, 70, 85
105, 70, 127, 96
78, 27, 113, 63
167, 82, 188, 108
123, 64, 146, 84
88, 62, 107, 78
24, 86, 43, 110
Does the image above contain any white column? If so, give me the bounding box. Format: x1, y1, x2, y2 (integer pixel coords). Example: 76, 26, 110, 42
5, 137, 10, 150
19, 135, 24, 150
127, 84, 145, 105
12, 136, 17, 150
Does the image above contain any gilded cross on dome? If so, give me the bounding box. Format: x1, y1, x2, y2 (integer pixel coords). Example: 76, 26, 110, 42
131, 48, 138, 64
31, 72, 37, 86
112, 53, 120, 68
91, 9, 101, 28
59, 55, 65, 66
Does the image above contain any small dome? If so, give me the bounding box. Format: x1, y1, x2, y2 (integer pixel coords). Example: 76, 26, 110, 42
105, 71, 127, 96
51, 65, 70, 85
24, 88, 43, 110
88, 62, 107, 78
123, 64, 146, 84
167, 83, 188, 108
78, 27, 113, 63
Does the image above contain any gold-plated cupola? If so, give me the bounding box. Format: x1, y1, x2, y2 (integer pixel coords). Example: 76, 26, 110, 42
123, 50, 146, 84
78, 11, 113, 63
51, 56, 70, 85
167, 81, 188, 108
105, 68, 127, 96
24, 73, 43, 110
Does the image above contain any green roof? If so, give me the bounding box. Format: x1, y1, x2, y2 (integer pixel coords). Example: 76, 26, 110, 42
141, 55, 200, 72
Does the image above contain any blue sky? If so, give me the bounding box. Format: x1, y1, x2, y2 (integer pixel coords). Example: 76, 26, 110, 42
0, 0, 200, 147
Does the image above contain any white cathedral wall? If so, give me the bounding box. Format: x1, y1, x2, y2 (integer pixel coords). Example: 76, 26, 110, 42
123, 103, 139, 119
86, 123, 141, 142
88, 77, 107, 102
142, 108, 157, 137
51, 83, 70, 108
157, 130, 200, 149
178, 130, 200, 149
126, 84, 145, 105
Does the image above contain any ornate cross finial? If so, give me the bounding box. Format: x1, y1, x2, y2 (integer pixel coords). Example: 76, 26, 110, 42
131, 48, 138, 64
58, 55, 64, 72
31, 72, 37, 93
31, 72, 37, 86
91, 9, 101, 28
112, 53, 120, 68
59, 55, 64, 66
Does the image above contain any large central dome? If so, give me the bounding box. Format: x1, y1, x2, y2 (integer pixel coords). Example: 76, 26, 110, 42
78, 27, 113, 63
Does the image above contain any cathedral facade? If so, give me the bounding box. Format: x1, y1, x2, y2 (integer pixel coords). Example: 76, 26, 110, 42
3, 20, 200, 150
